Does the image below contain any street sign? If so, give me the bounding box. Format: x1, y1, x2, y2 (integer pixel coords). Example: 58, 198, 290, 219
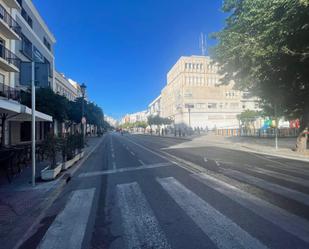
82, 117, 86, 124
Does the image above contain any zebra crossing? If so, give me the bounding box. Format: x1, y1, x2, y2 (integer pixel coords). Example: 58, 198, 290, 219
37, 164, 309, 249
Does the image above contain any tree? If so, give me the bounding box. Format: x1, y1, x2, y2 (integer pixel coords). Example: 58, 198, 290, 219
211, 0, 309, 151
237, 110, 261, 129
21, 87, 69, 122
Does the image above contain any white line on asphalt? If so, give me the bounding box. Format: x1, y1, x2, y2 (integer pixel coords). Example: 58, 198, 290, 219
157, 177, 268, 249
223, 169, 309, 206
112, 162, 116, 170
192, 172, 309, 243
130, 151, 135, 156
264, 164, 309, 177
243, 166, 309, 188
215, 160, 220, 166
203, 157, 208, 163
37, 188, 95, 249
112, 152, 115, 158
117, 182, 171, 249
139, 159, 145, 165
79, 162, 173, 177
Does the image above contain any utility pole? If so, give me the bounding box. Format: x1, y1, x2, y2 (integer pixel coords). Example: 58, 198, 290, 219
31, 61, 36, 187
274, 103, 278, 150
200, 33, 207, 56
188, 108, 191, 127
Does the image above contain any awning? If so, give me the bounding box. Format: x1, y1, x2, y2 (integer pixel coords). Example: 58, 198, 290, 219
0, 99, 53, 122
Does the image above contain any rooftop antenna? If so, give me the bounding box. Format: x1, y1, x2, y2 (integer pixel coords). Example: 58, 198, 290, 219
199, 33, 207, 56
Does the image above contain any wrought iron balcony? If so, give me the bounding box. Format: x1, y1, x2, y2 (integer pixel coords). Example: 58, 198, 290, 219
0, 44, 21, 72
0, 82, 21, 101
0, 3, 21, 39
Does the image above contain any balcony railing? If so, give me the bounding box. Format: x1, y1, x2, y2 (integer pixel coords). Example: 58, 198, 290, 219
0, 44, 21, 69
0, 3, 21, 36
0, 82, 21, 101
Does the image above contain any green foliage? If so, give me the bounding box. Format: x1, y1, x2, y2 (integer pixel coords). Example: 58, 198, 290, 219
211, 0, 309, 131
21, 88, 69, 122
147, 115, 172, 126
237, 110, 261, 122
42, 133, 61, 169
21, 88, 105, 129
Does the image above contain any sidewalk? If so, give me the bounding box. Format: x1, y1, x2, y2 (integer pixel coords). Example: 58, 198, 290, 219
191, 134, 309, 162
0, 136, 104, 249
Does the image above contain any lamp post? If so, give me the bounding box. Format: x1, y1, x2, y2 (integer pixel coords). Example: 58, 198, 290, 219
80, 83, 86, 146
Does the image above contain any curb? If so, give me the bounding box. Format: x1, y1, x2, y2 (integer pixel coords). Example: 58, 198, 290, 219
201, 139, 309, 163
135, 133, 194, 141
12, 136, 105, 249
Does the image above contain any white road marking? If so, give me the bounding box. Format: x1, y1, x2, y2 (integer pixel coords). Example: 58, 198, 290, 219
224, 169, 309, 206
203, 157, 208, 163
37, 188, 95, 249
215, 160, 220, 166
117, 182, 171, 249
130, 151, 135, 156
193, 173, 309, 243
157, 177, 268, 249
112, 162, 116, 170
111, 153, 115, 158
244, 166, 309, 188
139, 159, 145, 165
79, 162, 173, 177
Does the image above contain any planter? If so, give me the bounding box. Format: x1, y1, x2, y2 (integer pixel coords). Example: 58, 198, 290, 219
79, 151, 85, 160
62, 155, 79, 170
41, 163, 63, 180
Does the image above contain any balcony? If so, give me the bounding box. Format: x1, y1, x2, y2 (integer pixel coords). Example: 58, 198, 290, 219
0, 82, 21, 102
3, 0, 21, 10
0, 45, 21, 72
0, 3, 21, 39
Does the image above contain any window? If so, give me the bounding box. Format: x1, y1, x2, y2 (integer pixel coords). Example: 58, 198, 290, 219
196, 103, 206, 109
33, 47, 44, 62
44, 37, 51, 51
20, 33, 33, 59
208, 103, 217, 109
219, 103, 224, 109
21, 8, 33, 28
0, 73, 5, 94
20, 122, 31, 141
44, 57, 53, 77
230, 103, 239, 108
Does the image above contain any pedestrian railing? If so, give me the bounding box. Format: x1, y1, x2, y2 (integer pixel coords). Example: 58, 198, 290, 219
216, 128, 299, 138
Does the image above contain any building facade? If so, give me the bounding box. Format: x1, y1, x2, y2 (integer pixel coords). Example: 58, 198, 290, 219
120, 111, 147, 125
0, 0, 53, 146
147, 95, 161, 117
55, 71, 82, 101
13, 0, 55, 89
160, 55, 259, 129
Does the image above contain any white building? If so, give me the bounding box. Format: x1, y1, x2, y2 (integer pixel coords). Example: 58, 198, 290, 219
105, 115, 118, 127
120, 111, 147, 125
54, 71, 83, 101
147, 95, 161, 117
160, 55, 260, 129
0, 0, 52, 146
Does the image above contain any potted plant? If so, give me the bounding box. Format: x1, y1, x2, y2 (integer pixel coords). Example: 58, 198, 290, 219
62, 135, 79, 170
41, 134, 62, 180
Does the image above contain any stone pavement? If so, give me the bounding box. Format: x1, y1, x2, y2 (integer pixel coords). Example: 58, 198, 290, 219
0, 136, 104, 249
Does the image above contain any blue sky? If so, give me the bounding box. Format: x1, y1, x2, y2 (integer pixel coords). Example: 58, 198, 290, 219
33, 0, 226, 119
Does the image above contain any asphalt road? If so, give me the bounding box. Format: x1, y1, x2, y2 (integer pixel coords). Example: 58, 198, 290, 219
19, 132, 309, 249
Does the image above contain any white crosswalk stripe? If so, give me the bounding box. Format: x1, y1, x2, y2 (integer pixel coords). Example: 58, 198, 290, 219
37, 188, 95, 249
116, 182, 171, 249
157, 177, 269, 249
193, 172, 309, 243
223, 169, 309, 206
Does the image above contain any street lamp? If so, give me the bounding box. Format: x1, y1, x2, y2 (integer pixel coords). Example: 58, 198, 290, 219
80, 83, 86, 146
